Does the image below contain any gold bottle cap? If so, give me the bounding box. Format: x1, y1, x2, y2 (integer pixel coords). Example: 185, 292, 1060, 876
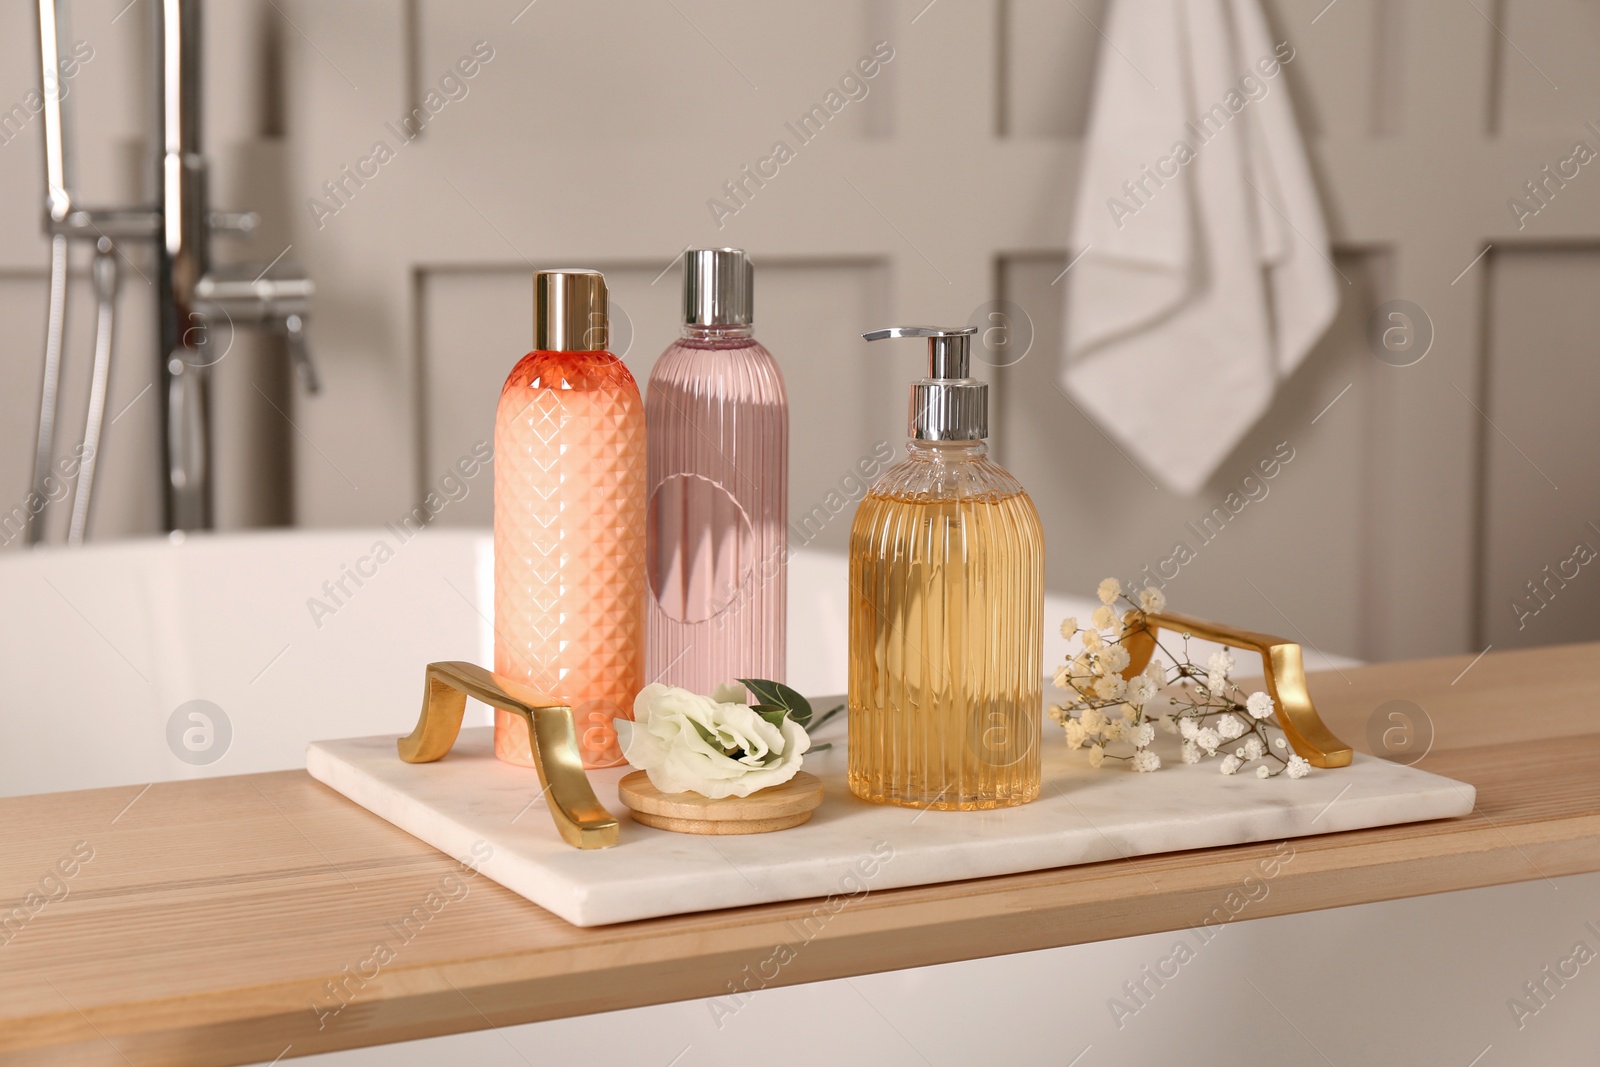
534, 269, 608, 351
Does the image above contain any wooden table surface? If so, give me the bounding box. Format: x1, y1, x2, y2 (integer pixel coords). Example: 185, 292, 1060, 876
2, 642, 1597, 1065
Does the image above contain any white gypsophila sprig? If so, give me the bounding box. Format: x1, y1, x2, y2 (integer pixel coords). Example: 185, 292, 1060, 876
1048, 579, 1308, 780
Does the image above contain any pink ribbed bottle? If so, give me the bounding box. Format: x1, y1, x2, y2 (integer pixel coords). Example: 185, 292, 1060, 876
645, 249, 787, 693
495, 269, 645, 769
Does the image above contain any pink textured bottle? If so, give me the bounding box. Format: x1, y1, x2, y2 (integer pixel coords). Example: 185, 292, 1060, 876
495, 269, 645, 769
646, 249, 787, 692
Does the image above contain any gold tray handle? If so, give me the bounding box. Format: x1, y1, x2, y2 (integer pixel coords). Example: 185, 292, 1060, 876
1120, 611, 1353, 769
398, 661, 620, 849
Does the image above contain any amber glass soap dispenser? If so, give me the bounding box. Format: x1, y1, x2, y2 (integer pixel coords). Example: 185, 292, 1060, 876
848, 326, 1044, 810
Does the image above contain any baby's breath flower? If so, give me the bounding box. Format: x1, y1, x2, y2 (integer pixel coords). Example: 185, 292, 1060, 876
1246, 691, 1274, 719
1083, 629, 1104, 651
1132, 750, 1161, 773
1097, 578, 1122, 606
1101, 644, 1132, 673
1217, 714, 1246, 741
1179, 717, 1200, 740
1243, 736, 1265, 760
1274, 736, 1287, 750
1286, 755, 1311, 779
1196, 727, 1221, 755
1139, 586, 1167, 613
1088, 743, 1105, 768
1132, 722, 1155, 747
1181, 740, 1202, 764
1060, 617, 1078, 638
1256, 765, 1271, 779
1093, 674, 1128, 701
1207, 649, 1236, 676
1064, 720, 1086, 749
1220, 754, 1242, 775
1092, 605, 1116, 631
1128, 675, 1157, 707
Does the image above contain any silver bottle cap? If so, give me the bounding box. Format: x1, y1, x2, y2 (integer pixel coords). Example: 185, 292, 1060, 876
863, 326, 987, 441
683, 248, 753, 325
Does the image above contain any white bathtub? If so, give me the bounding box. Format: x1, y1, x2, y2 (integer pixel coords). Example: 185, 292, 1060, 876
0, 529, 878, 795
2, 531, 1584, 1066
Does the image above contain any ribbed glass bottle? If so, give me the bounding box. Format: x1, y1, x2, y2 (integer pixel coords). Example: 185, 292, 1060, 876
848, 439, 1044, 809
645, 323, 787, 693
494, 348, 646, 769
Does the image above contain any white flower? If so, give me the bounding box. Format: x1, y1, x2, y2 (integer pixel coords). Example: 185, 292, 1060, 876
1133, 750, 1161, 773
1207, 649, 1235, 677
711, 681, 747, 704
1220, 754, 1242, 775
1127, 675, 1157, 709
1097, 578, 1122, 606
1081, 705, 1107, 732
1256, 765, 1271, 779
1274, 737, 1287, 750
1143, 659, 1166, 687
1216, 714, 1246, 740
1104, 719, 1127, 742
1286, 755, 1311, 779
1101, 644, 1132, 673
1063, 720, 1086, 750
1243, 736, 1265, 760
1159, 713, 1180, 735
1196, 727, 1221, 755
1094, 674, 1128, 701
1060, 617, 1078, 638
1139, 586, 1167, 613
1133, 722, 1155, 747
1052, 666, 1071, 691
1092, 605, 1116, 631
1246, 691, 1274, 720
1082, 629, 1104, 651
1179, 717, 1199, 740
1088, 743, 1105, 768
1206, 671, 1228, 695
622, 683, 809, 799
1181, 740, 1202, 764
1047, 704, 1066, 724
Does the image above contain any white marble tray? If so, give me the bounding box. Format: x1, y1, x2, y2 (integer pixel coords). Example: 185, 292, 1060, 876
306, 724, 1475, 927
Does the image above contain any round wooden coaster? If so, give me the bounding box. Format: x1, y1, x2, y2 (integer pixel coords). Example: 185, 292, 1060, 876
618, 771, 823, 835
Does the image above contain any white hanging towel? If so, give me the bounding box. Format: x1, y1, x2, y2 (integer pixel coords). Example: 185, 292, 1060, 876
1062, 0, 1338, 496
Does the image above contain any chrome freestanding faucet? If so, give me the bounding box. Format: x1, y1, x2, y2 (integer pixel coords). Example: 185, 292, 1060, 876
28, 0, 316, 542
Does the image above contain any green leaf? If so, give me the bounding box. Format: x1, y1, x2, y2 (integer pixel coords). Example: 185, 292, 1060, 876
739, 678, 814, 727
751, 704, 790, 730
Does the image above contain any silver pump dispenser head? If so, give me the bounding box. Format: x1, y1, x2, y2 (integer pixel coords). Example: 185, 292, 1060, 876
684, 248, 753, 325
863, 325, 987, 441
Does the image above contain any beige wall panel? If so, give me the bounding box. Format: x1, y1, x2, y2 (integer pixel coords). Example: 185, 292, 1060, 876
1497, 0, 1600, 134
999, 0, 1105, 138
1480, 247, 1600, 650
